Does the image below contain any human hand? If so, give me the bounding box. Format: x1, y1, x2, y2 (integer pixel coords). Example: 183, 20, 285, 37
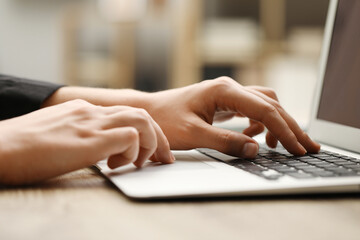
41, 77, 320, 159
0, 100, 173, 185
144, 77, 320, 158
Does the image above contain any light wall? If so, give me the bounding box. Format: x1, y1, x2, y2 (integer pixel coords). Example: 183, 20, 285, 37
0, 0, 85, 83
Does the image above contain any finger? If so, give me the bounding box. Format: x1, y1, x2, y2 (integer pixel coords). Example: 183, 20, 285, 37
195, 121, 259, 158
239, 85, 301, 151
133, 147, 154, 168
266, 131, 278, 148
149, 154, 159, 162
133, 118, 174, 167
108, 153, 135, 169
98, 127, 140, 169
243, 118, 278, 149
224, 89, 306, 155
245, 88, 320, 153
245, 88, 286, 149
101, 110, 158, 167
102, 109, 174, 167
278, 115, 320, 153
243, 120, 265, 137
147, 118, 174, 164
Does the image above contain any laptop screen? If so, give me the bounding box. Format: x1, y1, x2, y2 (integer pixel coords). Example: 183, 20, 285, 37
317, 0, 360, 129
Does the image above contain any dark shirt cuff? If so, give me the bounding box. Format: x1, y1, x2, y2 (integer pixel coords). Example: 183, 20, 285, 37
0, 74, 64, 120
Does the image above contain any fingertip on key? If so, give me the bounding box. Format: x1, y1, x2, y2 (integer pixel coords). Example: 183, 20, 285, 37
241, 142, 259, 159
297, 142, 307, 155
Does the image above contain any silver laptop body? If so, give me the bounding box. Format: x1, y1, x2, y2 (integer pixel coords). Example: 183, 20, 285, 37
97, 0, 360, 199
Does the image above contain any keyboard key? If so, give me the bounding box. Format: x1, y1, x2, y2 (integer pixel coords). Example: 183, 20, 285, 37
275, 168, 298, 173
334, 161, 354, 165
326, 159, 346, 163
269, 155, 289, 160
319, 150, 332, 154
313, 171, 336, 177
261, 163, 284, 169
295, 165, 319, 171
260, 169, 283, 180
338, 171, 358, 177
234, 162, 266, 172
343, 156, 360, 161
345, 165, 360, 171
287, 162, 310, 167
203, 147, 360, 180
330, 153, 343, 157
258, 149, 273, 154
312, 162, 336, 168
287, 172, 315, 179
275, 159, 291, 163
315, 156, 341, 160
252, 159, 275, 164
296, 156, 315, 160
329, 167, 354, 174
311, 154, 335, 158
341, 156, 357, 160
300, 159, 325, 164
303, 167, 327, 173
286, 160, 302, 164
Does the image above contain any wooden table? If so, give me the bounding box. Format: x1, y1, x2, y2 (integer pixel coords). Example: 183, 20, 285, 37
1, 167, 359, 240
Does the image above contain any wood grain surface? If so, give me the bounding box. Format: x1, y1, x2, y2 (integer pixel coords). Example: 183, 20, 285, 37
1, 168, 359, 240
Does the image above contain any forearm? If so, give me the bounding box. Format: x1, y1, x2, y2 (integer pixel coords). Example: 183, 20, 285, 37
41, 86, 152, 109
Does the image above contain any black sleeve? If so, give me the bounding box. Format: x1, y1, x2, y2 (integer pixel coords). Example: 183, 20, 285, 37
0, 74, 64, 120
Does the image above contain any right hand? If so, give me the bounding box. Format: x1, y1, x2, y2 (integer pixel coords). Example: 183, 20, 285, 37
0, 99, 173, 185
142, 77, 320, 158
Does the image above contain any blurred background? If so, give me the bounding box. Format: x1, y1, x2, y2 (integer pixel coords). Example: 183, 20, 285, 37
0, 0, 329, 127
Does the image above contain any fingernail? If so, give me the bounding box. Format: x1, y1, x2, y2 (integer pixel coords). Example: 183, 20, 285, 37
241, 143, 258, 158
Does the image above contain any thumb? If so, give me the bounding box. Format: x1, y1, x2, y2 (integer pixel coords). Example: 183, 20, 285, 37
198, 124, 259, 158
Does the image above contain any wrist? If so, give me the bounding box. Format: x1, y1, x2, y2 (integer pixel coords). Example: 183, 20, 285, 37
0, 124, 12, 183
108, 89, 153, 109
41, 86, 152, 109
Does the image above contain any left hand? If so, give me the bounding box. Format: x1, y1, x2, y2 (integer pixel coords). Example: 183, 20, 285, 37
0, 100, 173, 185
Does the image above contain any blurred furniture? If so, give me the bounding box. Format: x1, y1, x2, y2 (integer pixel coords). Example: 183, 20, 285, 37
170, 0, 203, 88
63, 3, 137, 88
62, 0, 327, 89
173, 0, 286, 86
260, 0, 286, 55
1, 167, 359, 240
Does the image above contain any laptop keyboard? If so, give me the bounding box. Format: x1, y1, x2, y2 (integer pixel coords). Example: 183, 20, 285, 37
198, 148, 360, 180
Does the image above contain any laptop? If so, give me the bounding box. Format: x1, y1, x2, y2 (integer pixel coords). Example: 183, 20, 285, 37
96, 0, 360, 199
